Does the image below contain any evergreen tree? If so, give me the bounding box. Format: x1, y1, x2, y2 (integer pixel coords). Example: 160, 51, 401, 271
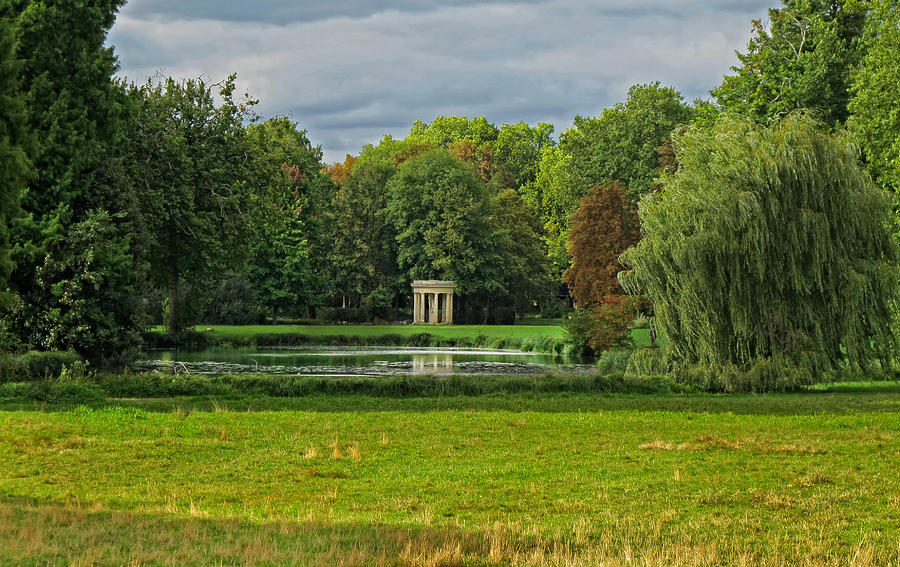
2, 0, 126, 268
490, 189, 552, 321
0, 18, 29, 307
245, 117, 331, 323
0, 0, 143, 361
326, 160, 397, 314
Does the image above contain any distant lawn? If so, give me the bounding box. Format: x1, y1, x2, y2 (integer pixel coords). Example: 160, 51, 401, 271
152, 324, 659, 345
0, 383, 897, 565
172, 324, 566, 340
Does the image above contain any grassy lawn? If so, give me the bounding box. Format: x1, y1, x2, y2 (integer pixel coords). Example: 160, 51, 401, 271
0, 383, 898, 565
150, 324, 658, 348
185, 324, 566, 340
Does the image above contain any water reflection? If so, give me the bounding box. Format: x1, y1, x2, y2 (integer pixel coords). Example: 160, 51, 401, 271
411, 352, 455, 374
135, 347, 594, 376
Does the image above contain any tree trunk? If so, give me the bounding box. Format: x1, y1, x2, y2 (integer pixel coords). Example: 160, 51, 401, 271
166, 265, 178, 335
272, 305, 279, 325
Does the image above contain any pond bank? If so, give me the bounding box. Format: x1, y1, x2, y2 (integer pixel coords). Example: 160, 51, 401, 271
143, 324, 573, 354
134, 346, 593, 376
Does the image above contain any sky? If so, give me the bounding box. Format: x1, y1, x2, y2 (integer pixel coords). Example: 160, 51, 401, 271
107, 1, 775, 164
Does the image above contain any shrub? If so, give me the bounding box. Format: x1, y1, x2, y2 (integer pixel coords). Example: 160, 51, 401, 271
202, 276, 266, 324
0, 351, 82, 383
564, 296, 636, 356
597, 349, 634, 375
0, 380, 106, 404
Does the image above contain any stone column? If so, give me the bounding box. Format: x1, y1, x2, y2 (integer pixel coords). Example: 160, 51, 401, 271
419, 292, 425, 323
445, 293, 453, 324
419, 292, 426, 323
429, 292, 438, 324
413, 292, 421, 323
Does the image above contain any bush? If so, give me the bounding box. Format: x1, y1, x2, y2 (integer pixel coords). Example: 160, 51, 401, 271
0, 380, 106, 404
77, 371, 688, 399
564, 297, 636, 356
362, 286, 394, 321
0, 351, 82, 383
597, 349, 634, 375
203, 276, 266, 324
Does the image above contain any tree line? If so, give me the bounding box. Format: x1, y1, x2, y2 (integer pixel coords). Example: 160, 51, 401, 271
2, 0, 900, 383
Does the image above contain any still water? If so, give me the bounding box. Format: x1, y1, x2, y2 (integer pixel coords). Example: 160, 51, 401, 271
135, 346, 594, 376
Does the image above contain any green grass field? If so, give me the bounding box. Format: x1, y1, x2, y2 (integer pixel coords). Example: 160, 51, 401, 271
187, 323, 566, 340
1, 382, 898, 565
152, 324, 657, 349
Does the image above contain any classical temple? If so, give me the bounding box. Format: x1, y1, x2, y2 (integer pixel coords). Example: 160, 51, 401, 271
411, 280, 455, 324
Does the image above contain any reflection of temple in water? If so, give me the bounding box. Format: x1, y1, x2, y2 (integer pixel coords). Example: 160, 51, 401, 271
412, 353, 455, 374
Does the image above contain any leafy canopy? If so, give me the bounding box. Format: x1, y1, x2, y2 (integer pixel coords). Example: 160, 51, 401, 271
0, 18, 29, 303
713, 0, 867, 125
385, 149, 498, 296
848, 0, 900, 194
621, 114, 899, 371
563, 181, 640, 307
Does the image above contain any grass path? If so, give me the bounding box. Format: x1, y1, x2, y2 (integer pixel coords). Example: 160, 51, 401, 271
0, 384, 898, 565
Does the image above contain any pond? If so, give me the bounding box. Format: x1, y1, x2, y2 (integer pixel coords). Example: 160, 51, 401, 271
134, 346, 594, 376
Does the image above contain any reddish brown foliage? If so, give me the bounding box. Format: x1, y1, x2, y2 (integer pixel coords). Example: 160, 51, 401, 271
588, 295, 637, 351
563, 180, 640, 307
321, 154, 357, 185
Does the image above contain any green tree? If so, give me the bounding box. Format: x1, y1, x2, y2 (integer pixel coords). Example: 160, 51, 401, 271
713, 0, 867, 126
523, 145, 578, 276
0, 18, 29, 307
620, 114, 898, 373
1, 0, 144, 361
408, 115, 499, 148
2, 0, 126, 270
327, 160, 397, 314
523, 84, 691, 276
494, 121, 555, 191
560, 83, 694, 201
848, 0, 900, 194
123, 76, 260, 333
31, 210, 140, 364
563, 181, 640, 307
385, 149, 500, 301
245, 117, 331, 323
490, 189, 552, 320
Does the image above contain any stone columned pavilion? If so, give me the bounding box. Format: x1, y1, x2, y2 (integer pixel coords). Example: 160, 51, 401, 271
411, 280, 455, 324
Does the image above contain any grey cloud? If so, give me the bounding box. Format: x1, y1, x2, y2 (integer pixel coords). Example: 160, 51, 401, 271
109, 0, 775, 162
122, 0, 552, 25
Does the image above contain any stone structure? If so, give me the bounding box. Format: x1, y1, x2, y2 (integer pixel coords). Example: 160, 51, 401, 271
411, 280, 455, 324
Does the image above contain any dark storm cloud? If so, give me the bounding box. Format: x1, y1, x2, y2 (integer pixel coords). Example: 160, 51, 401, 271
108, 0, 775, 162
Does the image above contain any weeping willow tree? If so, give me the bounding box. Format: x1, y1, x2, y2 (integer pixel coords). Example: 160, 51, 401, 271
620, 114, 899, 373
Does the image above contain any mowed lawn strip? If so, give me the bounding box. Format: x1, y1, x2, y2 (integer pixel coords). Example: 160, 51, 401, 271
172, 324, 565, 340
0, 387, 897, 566
148, 324, 659, 347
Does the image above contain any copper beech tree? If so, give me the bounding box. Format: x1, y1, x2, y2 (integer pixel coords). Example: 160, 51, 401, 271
563, 180, 640, 307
